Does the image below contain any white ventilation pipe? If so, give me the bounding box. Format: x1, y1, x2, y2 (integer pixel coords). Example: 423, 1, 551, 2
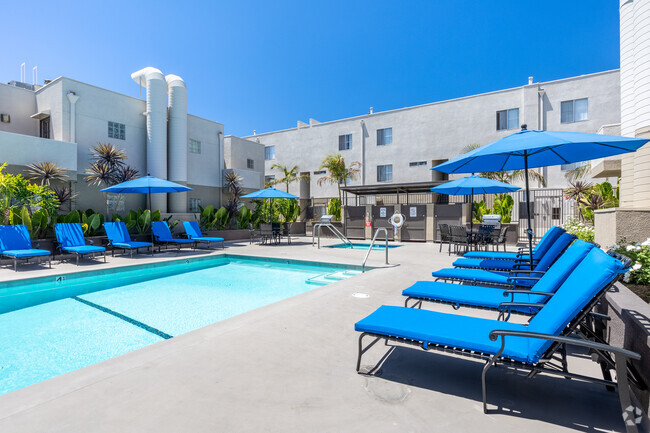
131, 67, 168, 212
165, 74, 188, 213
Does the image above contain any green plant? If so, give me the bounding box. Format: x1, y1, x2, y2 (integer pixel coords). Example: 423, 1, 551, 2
612, 238, 650, 286
562, 218, 594, 242
26, 161, 67, 186
198, 205, 230, 230
327, 198, 341, 221
317, 154, 361, 203
270, 164, 307, 192
224, 172, 243, 224
0, 163, 59, 224
278, 199, 301, 222
472, 200, 490, 223
492, 194, 514, 223
113, 209, 161, 234
9, 206, 50, 239
237, 206, 252, 229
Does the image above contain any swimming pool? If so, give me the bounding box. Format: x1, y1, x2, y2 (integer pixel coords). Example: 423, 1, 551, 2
329, 243, 401, 250
0, 255, 362, 395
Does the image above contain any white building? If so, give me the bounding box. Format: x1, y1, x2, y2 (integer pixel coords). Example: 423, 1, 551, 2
248, 70, 621, 200
0, 67, 264, 215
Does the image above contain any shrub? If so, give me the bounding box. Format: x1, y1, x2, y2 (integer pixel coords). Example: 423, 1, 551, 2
562, 218, 594, 242
612, 238, 650, 286
327, 198, 341, 221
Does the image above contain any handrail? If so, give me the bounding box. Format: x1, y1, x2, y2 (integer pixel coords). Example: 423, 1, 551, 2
312, 222, 353, 249
362, 227, 389, 272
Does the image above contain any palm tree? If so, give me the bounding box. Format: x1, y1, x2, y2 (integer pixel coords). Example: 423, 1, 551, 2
26, 161, 67, 186
85, 143, 138, 216
317, 153, 362, 202
270, 164, 306, 192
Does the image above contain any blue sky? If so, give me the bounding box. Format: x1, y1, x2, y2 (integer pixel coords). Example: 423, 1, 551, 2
0, 0, 620, 137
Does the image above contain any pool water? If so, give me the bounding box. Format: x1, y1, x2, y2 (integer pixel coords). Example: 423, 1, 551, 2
0, 256, 361, 396
329, 242, 401, 250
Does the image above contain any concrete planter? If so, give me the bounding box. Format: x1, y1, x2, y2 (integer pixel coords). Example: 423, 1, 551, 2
204, 229, 250, 241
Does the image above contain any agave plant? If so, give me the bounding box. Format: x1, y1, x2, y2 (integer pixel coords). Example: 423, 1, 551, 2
223, 172, 243, 223
26, 161, 67, 186
52, 186, 78, 211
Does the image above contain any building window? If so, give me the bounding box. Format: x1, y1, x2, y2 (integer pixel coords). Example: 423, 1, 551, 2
561, 161, 589, 171
265, 175, 275, 185
265, 145, 275, 160
189, 138, 201, 154
108, 121, 125, 140
409, 161, 427, 167
496, 108, 519, 131
189, 198, 202, 213
377, 128, 392, 146
247, 158, 254, 169
338, 134, 352, 151
377, 164, 393, 182
313, 170, 326, 175
561, 98, 588, 123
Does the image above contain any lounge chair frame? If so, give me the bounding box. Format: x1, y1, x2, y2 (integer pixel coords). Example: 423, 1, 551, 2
55, 240, 106, 265
356, 263, 646, 432
3, 253, 52, 272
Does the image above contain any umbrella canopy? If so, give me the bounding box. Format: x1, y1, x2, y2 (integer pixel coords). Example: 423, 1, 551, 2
101, 176, 192, 194
241, 187, 298, 199
433, 127, 649, 266
430, 175, 521, 195
433, 129, 649, 174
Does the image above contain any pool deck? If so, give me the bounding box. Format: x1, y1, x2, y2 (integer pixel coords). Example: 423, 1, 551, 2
0, 237, 629, 432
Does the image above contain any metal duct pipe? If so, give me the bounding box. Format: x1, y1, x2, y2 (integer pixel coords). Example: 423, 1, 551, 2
165, 74, 188, 213
131, 67, 168, 212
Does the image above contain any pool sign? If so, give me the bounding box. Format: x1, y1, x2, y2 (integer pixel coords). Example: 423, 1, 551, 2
410, 206, 417, 217
379, 207, 387, 218
365, 220, 372, 227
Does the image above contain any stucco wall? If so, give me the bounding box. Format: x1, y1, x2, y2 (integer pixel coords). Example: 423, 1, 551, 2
595, 208, 650, 246
0, 83, 37, 136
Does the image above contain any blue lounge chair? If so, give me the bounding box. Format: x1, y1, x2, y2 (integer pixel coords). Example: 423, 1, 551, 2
152, 221, 195, 251
432, 233, 576, 287
403, 240, 594, 316
355, 248, 640, 426
452, 232, 576, 271
182, 221, 225, 249
463, 225, 564, 261
0, 224, 52, 271
104, 222, 153, 257
54, 223, 106, 265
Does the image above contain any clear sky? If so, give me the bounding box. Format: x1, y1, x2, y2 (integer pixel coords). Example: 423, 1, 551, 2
0, 0, 620, 137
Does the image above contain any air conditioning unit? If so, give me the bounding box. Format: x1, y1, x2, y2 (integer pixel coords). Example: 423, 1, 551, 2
0, 114, 10, 123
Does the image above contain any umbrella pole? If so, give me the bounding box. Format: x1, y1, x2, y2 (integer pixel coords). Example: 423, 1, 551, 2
470, 191, 474, 250
524, 154, 534, 268
149, 188, 154, 254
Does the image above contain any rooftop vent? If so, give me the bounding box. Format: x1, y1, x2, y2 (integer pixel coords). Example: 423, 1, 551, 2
8, 81, 35, 91
528, 76, 534, 85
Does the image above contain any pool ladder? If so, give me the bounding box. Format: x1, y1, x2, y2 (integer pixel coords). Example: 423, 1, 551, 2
312, 222, 353, 249
362, 227, 389, 272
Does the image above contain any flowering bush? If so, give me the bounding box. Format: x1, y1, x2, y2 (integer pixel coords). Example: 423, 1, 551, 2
612, 238, 650, 286
562, 218, 595, 242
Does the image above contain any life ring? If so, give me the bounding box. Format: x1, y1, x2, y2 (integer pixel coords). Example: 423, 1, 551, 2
389, 213, 405, 228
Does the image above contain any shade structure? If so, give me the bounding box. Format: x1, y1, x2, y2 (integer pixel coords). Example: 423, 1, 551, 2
431, 175, 520, 233
242, 187, 298, 224
101, 176, 193, 247
241, 187, 298, 199
433, 128, 650, 266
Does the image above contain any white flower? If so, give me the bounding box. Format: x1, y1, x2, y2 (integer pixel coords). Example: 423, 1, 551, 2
642, 238, 650, 246
632, 263, 643, 271
623, 270, 631, 283
610, 244, 620, 250
627, 245, 636, 251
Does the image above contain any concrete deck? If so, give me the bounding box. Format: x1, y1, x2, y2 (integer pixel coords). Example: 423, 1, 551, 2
0, 238, 628, 432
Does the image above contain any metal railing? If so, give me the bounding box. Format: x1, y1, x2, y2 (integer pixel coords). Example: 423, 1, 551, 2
362, 227, 389, 272
312, 222, 353, 249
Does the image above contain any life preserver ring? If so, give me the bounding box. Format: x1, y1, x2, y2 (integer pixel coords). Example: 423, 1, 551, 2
389, 213, 405, 228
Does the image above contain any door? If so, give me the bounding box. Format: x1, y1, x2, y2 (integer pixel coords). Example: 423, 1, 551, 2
371, 205, 395, 241
39, 117, 50, 139
401, 205, 426, 241
344, 206, 366, 239
433, 203, 463, 241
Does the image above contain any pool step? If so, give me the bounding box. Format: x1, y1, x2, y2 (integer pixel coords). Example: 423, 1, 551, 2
306, 270, 363, 286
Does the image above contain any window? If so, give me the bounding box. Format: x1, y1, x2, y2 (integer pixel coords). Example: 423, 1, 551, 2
377, 164, 393, 182
265, 145, 275, 160
313, 170, 326, 175
409, 161, 427, 167
265, 175, 275, 184
561, 161, 589, 171
377, 128, 392, 146
247, 158, 254, 169
496, 108, 519, 130
108, 121, 125, 140
338, 134, 352, 151
189, 138, 201, 154
561, 98, 588, 123
189, 198, 202, 213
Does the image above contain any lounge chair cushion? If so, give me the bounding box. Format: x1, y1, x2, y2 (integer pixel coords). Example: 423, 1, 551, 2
2, 249, 51, 258
526, 248, 625, 360
355, 305, 533, 363
111, 241, 152, 249
193, 236, 224, 242
62, 245, 106, 254
55, 223, 87, 248
462, 251, 526, 260
0, 225, 34, 251
432, 268, 536, 286
104, 222, 132, 244
463, 226, 564, 261
452, 258, 518, 270
152, 221, 194, 244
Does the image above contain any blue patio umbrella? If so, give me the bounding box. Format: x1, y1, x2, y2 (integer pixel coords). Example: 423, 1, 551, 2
242, 187, 298, 223
431, 175, 521, 233
101, 175, 193, 244
433, 126, 650, 266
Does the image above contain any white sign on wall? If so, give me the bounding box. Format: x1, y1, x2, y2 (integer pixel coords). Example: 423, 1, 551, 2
410, 206, 417, 217
379, 207, 386, 218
